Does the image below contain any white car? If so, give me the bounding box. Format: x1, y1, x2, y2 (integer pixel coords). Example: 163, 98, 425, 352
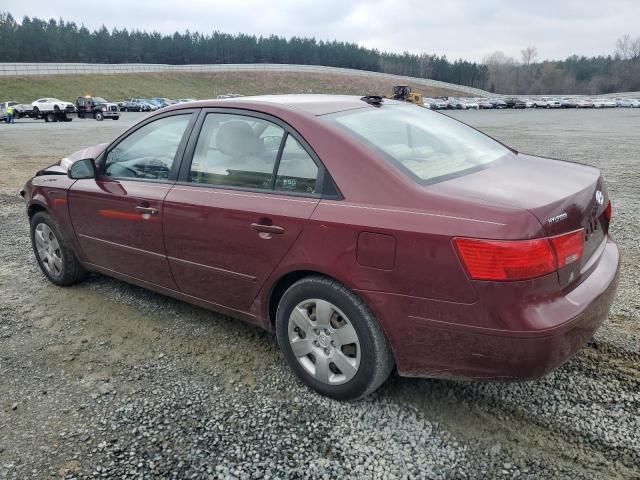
542, 97, 562, 108
593, 98, 616, 108
31, 98, 75, 114
428, 98, 449, 110
530, 99, 548, 108
615, 98, 638, 108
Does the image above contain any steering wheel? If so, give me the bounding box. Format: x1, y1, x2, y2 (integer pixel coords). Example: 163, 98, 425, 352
106, 162, 140, 178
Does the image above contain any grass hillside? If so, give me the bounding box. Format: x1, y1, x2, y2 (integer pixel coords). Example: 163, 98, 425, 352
0, 71, 465, 102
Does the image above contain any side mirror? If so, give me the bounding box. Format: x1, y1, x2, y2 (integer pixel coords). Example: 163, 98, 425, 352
68, 158, 96, 179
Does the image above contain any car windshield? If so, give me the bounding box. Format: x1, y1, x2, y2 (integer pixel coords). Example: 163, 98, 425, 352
326, 105, 510, 184
93, 97, 107, 103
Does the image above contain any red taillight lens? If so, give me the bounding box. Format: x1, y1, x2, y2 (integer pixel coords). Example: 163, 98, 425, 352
604, 200, 612, 223
549, 229, 584, 268
454, 237, 555, 281
454, 229, 585, 281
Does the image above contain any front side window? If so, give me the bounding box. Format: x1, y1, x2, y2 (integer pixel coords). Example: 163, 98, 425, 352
104, 114, 191, 180
326, 105, 511, 184
189, 113, 285, 190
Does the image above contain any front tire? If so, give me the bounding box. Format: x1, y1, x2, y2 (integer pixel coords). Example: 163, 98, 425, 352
30, 211, 88, 286
276, 276, 394, 400
95, 111, 104, 121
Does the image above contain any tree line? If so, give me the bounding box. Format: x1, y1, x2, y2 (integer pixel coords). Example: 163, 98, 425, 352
0, 13, 488, 89
483, 40, 640, 95
0, 12, 638, 94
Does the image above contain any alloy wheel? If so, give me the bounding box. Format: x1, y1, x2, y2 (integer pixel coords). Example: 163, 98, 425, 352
287, 299, 361, 385
34, 223, 63, 277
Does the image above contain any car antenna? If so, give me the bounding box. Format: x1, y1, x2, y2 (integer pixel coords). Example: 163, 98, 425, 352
360, 95, 384, 107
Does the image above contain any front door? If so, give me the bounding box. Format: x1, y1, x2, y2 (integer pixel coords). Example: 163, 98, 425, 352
68, 111, 195, 288
163, 111, 323, 313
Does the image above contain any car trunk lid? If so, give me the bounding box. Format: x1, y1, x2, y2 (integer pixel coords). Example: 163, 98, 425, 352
430, 153, 610, 287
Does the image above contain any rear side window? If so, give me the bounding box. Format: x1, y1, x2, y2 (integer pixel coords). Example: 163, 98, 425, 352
275, 135, 319, 194
326, 105, 510, 184
188, 113, 320, 195
189, 113, 285, 190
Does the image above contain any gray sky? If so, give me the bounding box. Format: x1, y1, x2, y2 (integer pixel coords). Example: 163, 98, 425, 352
4, 0, 639, 62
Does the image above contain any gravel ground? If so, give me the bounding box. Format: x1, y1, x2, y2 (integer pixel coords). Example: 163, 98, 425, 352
0, 109, 638, 479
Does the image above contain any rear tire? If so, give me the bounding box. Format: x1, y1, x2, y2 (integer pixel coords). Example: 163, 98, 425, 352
276, 276, 394, 400
30, 211, 88, 286
45, 112, 55, 123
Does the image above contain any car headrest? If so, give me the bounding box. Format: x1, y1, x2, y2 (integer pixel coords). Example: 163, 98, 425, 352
216, 121, 261, 157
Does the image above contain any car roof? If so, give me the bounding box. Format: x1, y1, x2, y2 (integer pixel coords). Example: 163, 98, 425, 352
169, 94, 405, 116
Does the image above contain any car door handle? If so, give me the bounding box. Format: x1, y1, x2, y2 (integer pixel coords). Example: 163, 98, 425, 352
250, 223, 284, 234
135, 206, 159, 215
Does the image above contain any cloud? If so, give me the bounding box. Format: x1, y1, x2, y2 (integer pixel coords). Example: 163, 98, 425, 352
3, 0, 638, 61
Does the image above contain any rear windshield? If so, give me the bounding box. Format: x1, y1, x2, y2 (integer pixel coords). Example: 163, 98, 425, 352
326, 105, 510, 184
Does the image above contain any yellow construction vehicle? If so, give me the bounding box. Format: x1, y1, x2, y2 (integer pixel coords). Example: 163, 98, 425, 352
390, 85, 423, 105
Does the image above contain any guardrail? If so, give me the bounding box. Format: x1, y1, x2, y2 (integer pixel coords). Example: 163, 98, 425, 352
0, 62, 491, 96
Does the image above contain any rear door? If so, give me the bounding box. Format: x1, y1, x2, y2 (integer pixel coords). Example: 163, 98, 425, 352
68, 110, 197, 288
163, 110, 323, 313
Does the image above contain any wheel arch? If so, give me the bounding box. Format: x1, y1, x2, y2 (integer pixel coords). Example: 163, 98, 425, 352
267, 269, 351, 328
27, 201, 48, 219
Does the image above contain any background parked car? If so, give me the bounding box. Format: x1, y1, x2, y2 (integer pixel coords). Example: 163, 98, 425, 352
426, 98, 448, 110
543, 97, 562, 108
477, 99, 494, 109
447, 98, 467, 109
462, 99, 479, 109
616, 98, 640, 107
122, 99, 157, 112
576, 98, 594, 108
531, 98, 548, 108
505, 97, 526, 108
490, 99, 507, 109
1, 101, 20, 120
561, 98, 579, 108
150, 97, 176, 108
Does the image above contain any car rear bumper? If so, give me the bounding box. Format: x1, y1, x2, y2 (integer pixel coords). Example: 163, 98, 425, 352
357, 236, 620, 380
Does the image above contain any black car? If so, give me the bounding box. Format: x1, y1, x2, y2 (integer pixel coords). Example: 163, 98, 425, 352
505, 97, 526, 109
490, 99, 507, 109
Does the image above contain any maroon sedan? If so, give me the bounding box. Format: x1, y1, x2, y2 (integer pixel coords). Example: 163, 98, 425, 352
22, 95, 619, 400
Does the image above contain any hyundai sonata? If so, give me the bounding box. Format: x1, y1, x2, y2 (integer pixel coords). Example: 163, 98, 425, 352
22, 95, 619, 400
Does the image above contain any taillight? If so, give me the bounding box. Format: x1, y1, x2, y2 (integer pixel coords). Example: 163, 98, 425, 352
454, 229, 585, 281
603, 200, 612, 223
549, 229, 584, 268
